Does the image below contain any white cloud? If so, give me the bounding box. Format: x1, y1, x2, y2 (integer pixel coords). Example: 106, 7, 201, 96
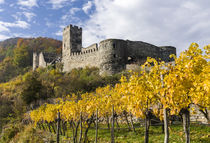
82, 1, 93, 14
12, 33, 32, 38
0, 0, 4, 4
0, 33, 33, 41
55, 31, 62, 36
61, 8, 81, 24
0, 24, 9, 32
70, 7, 80, 15
61, 7, 80, 21
0, 20, 30, 30
0, 9, 4, 12
46, 21, 53, 27
12, 12, 36, 22
17, 0, 38, 8
0, 34, 10, 41
22, 12, 36, 22
48, 0, 76, 9
82, 0, 210, 54
55, 25, 65, 36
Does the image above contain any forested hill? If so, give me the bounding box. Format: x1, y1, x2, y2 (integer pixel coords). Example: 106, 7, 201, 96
0, 37, 62, 83
0, 38, 20, 62
0, 37, 62, 62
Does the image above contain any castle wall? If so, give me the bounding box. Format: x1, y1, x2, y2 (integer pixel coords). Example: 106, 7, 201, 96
62, 38, 176, 75
126, 41, 161, 65
159, 46, 176, 62
38, 52, 47, 68
63, 48, 100, 72
63, 39, 128, 74
33, 52, 39, 70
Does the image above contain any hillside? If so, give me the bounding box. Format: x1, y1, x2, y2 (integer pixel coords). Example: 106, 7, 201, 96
0, 37, 62, 62
0, 38, 20, 62
0, 37, 62, 83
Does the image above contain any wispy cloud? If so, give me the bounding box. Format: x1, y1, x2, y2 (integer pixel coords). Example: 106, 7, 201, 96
46, 21, 53, 27
0, 20, 31, 41
0, 34, 10, 41
0, 20, 30, 30
61, 8, 80, 20
55, 25, 65, 36
55, 31, 62, 36
0, 33, 33, 41
48, 0, 76, 9
0, 0, 4, 4
70, 7, 80, 15
22, 12, 36, 22
17, 0, 38, 9
13, 12, 36, 22
61, 8, 81, 24
82, 1, 93, 14
0, 9, 4, 12
0, 24, 9, 32
82, 0, 210, 54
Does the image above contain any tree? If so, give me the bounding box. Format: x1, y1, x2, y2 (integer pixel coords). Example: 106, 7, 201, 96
14, 39, 30, 68
21, 72, 43, 105
163, 43, 209, 143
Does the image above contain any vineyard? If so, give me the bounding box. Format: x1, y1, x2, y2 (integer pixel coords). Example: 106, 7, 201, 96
30, 43, 210, 143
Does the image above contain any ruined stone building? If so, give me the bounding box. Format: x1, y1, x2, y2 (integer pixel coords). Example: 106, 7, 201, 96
33, 24, 176, 74
33, 52, 61, 70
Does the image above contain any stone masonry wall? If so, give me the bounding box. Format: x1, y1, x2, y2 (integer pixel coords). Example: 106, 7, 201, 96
127, 41, 161, 65
160, 46, 176, 62
33, 52, 49, 70
38, 52, 47, 68
33, 52, 39, 71
99, 39, 127, 75
63, 47, 100, 72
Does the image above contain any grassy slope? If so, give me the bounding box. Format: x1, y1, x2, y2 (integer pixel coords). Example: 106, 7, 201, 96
7, 123, 209, 143
77, 124, 210, 143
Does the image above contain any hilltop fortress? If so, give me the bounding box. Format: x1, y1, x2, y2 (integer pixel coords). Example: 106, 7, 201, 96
33, 24, 176, 75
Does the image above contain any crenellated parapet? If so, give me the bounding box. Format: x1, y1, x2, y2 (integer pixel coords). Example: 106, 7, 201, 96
69, 43, 99, 56
81, 43, 99, 53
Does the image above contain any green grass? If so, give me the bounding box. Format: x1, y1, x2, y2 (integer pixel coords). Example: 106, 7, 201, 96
4, 123, 208, 143
59, 123, 210, 143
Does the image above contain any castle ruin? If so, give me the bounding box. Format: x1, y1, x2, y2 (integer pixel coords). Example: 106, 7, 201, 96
33, 24, 176, 74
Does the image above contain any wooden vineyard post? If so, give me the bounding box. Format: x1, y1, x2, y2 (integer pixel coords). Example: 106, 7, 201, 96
95, 109, 98, 143
111, 105, 115, 143
161, 74, 169, 143
79, 112, 83, 143
56, 112, 60, 143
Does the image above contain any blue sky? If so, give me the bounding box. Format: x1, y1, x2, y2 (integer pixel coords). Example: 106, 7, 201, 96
0, 0, 92, 40
0, 0, 210, 54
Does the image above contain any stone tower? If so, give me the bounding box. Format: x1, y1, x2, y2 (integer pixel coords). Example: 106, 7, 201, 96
99, 39, 127, 75
62, 25, 82, 56
62, 25, 82, 71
